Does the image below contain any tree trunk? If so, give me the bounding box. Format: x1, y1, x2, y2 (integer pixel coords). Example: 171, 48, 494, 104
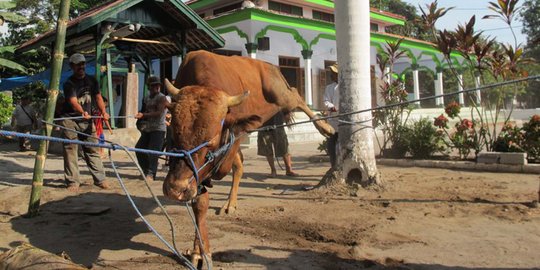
27, 0, 71, 217
325, 0, 382, 187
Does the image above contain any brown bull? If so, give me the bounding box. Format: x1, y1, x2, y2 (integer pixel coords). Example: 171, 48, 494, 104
163, 50, 334, 267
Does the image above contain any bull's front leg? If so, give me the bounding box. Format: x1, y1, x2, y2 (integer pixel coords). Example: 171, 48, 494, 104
218, 152, 243, 215
190, 191, 212, 269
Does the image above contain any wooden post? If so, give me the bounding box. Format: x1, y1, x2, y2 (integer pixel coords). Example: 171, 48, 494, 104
27, 0, 71, 217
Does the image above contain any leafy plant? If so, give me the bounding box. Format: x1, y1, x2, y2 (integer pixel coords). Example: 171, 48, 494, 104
419, 0, 530, 156
521, 114, 540, 160
0, 93, 14, 126
407, 118, 445, 159
434, 102, 482, 160
373, 39, 415, 157
493, 123, 525, 152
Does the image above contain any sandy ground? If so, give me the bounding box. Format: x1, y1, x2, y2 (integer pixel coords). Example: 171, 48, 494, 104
0, 140, 539, 270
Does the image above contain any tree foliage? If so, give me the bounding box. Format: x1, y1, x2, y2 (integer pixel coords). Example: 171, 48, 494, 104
521, 0, 540, 60
369, 0, 433, 41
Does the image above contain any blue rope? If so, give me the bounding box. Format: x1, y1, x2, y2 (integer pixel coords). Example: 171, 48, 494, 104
0, 130, 187, 158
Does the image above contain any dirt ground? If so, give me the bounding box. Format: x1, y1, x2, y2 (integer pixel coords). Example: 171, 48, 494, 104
0, 139, 539, 270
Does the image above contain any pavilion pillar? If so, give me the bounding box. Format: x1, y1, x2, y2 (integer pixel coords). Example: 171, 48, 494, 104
474, 72, 482, 104
245, 42, 257, 59
457, 73, 465, 106
384, 67, 391, 84
301, 49, 313, 106
435, 68, 444, 106
412, 66, 420, 106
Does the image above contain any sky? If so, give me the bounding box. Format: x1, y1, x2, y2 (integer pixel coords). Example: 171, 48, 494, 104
400, 0, 527, 46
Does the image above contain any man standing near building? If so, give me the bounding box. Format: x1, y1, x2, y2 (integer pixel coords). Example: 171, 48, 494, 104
134, 76, 168, 182
324, 63, 339, 169
61, 53, 110, 192
11, 96, 37, 151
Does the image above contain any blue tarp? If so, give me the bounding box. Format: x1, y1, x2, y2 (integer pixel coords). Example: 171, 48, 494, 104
0, 61, 96, 92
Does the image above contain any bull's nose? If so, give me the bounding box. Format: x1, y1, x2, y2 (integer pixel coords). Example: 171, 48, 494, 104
163, 178, 197, 201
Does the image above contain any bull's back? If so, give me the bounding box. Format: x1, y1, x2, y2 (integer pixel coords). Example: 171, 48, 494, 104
176, 50, 266, 96
175, 50, 290, 130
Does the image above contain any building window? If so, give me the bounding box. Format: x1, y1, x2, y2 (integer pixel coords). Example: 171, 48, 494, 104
312, 10, 334, 22
269, 1, 303, 16
213, 2, 242, 16
370, 23, 379, 32
279, 56, 300, 67
213, 49, 242, 56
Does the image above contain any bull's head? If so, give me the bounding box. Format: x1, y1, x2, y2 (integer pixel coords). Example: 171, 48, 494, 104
163, 79, 248, 201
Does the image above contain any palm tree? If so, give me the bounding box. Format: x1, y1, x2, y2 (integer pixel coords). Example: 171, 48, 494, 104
330, 0, 382, 187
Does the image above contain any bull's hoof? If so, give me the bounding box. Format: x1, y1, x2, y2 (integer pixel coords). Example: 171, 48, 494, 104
313, 117, 335, 137
190, 252, 213, 270
218, 201, 237, 215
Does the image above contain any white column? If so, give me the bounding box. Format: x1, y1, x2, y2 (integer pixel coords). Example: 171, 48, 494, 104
458, 74, 464, 105
413, 69, 420, 106
304, 58, 313, 106
435, 71, 444, 106
475, 75, 482, 104
384, 67, 391, 84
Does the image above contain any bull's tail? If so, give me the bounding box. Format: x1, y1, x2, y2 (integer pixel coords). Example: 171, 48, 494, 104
283, 111, 295, 130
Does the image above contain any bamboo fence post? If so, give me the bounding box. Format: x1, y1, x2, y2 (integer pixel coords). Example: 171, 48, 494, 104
27, 0, 71, 217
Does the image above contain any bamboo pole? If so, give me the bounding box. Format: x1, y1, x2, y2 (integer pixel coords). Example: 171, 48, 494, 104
27, 0, 71, 217
111, 36, 175, 45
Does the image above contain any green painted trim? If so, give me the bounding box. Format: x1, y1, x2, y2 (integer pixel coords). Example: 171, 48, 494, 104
418, 51, 442, 67
400, 67, 413, 76
401, 48, 418, 65
309, 33, 335, 47
255, 25, 309, 50
191, 0, 405, 25
208, 8, 335, 33
207, 8, 252, 28
304, 0, 333, 8
250, 9, 335, 34
189, 0, 219, 10
370, 12, 405, 26
217, 26, 250, 43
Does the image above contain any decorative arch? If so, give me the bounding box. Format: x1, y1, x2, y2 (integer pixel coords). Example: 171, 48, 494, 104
309, 33, 335, 48
418, 51, 443, 68
254, 25, 309, 50
216, 26, 251, 43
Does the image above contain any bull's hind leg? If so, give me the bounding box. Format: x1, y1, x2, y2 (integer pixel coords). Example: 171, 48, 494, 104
190, 191, 212, 269
282, 90, 335, 137
218, 151, 243, 215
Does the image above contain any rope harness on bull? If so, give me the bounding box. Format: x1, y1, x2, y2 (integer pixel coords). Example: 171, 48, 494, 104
1, 119, 215, 270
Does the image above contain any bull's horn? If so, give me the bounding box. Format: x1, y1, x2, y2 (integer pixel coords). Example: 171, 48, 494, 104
164, 78, 180, 96
227, 91, 250, 107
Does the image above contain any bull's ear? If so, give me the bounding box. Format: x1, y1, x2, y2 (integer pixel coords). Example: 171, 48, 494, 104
227, 91, 250, 107
164, 78, 180, 96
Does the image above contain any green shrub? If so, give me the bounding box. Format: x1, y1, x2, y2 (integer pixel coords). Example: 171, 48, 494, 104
408, 118, 445, 159
522, 114, 540, 160
0, 93, 14, 126
493, 123, 525, 153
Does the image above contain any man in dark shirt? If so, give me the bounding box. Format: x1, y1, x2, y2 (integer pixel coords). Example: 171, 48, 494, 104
61, 53, 110, 192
